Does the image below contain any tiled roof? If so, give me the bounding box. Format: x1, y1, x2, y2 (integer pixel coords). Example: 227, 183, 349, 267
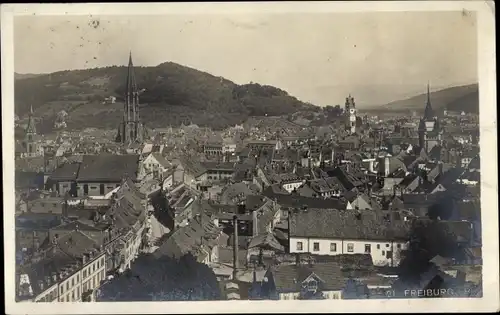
77, 154, 140, 182
154, 214, 222, 260
150, 152, 172, 168
56, 230, 100, 258
308, 177, 344, 193
269, 263, 347, 292
290, 208, 411, 241
201, 161, 236, 171
265, 191, 348, 210
48, 162, 81, 181
28, 198, 65, 214
248, 233, 284, 251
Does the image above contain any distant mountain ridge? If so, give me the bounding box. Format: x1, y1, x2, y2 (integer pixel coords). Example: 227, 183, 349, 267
14, 62, 318, 133
381, 83, 479, 114
15, 73, 46, 80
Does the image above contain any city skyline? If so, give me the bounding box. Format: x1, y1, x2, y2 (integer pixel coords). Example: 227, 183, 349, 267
14, 11, 478, 107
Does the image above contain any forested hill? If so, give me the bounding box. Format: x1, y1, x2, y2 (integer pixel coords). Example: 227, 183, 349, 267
381, 83, 479, 114
15, 62, 317, 133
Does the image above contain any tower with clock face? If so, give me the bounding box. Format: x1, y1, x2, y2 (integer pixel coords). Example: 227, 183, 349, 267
345, 94, 357, 134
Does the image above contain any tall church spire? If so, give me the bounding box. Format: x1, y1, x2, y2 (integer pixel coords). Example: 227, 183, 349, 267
126, 51, 138, 97
423, 82, 434, 120
117, 52, 144, 144
25, 105, 36, 135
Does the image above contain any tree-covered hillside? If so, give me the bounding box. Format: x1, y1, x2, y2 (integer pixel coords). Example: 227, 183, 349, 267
15, 62, 317, 133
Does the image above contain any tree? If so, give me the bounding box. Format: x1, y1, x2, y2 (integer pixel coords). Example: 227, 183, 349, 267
393, 218, 467, 294
97, 253, 221, 301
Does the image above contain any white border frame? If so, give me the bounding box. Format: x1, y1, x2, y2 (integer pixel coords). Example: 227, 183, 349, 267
2, 2, 497, 314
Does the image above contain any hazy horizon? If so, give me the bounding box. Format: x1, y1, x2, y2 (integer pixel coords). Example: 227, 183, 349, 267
14, 11, 478, 107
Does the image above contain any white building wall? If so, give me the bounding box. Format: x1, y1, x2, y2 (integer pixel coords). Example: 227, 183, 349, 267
222, 143, 237, 154
77, 182, 120, 197
289, 237, 408, 267
282, 181, 305, 193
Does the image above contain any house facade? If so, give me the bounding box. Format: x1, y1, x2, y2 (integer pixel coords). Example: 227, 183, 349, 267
288, 209, 410, 267
289, 237, 407, 267
262, 263, 345, 300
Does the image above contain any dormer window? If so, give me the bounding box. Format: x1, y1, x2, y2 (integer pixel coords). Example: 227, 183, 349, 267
306, 279, 318, 292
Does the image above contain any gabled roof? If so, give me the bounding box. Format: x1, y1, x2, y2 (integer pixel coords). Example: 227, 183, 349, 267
149, 152, 171, 168
154, 213, 221, 259
48, 162, 81, 181
269, 263, 346, 293
248, 233, 284, 251
77, 154, 140, 182
55, 230, 100, 259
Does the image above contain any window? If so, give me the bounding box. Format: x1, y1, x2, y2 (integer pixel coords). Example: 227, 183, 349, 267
330, 243, 337, 252
313, 242, 320, 251
386, 244, 390, 248
66, 282, 69, 291
60, 286, 64, 294
296, 241, 303, 251
365, 244, 371, 253
83, 270, 87, 278
76, 275, 79, 282
377, 244, 381, 250
347, 243, 354, 252
72, 278, 75, 287
76, 287, 80, 298
306, 279, 318, 292
382, 250, 385, 255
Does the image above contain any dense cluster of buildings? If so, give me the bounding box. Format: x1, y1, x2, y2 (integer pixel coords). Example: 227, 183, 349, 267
15, 54, 481, 302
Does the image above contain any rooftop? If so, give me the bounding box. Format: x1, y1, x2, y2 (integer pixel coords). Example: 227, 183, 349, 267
77, 154, 140, 182
289, 208, 411, 241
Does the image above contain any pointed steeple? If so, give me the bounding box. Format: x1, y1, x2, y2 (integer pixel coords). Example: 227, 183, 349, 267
25, 105, 36, 135
126, 51, 138, 96
423, 82, 434, 120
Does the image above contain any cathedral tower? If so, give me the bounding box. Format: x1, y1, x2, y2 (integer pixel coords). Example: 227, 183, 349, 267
116, 52, 144, 144
418, 83, 443, 153
345, 94, 357, 134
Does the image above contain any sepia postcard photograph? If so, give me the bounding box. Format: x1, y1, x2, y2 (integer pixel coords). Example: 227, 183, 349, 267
2, 1, 498, 314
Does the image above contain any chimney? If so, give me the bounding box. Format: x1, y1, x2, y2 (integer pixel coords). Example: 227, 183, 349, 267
384, 157, 390, 177
233, 215, 239, 279
252, 210, 259, 236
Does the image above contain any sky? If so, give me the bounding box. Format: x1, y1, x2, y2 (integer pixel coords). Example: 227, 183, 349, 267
14, 11, 478, 107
